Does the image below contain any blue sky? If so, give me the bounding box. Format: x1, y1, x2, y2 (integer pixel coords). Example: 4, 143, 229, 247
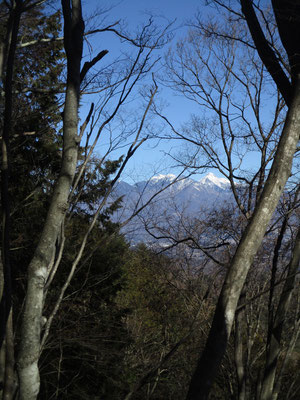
79, 0, 207, 182
79, 1, 268, 183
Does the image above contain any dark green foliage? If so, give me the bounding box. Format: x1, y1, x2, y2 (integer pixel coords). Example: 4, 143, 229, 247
0, 3, 64, 204
72, 156, 124, 219
11, 6, 64, 137
0, 5, 64, 304
0, 5, 64, 299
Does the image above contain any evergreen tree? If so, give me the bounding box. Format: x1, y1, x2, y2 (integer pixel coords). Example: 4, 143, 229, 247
0, 3, 65, 276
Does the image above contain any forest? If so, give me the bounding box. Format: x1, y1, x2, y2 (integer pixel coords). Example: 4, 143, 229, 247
0, 0, 299, 399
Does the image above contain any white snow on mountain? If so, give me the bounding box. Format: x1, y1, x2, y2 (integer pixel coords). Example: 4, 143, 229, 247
116, 173, 233, 242
115, 173, 232, 205
113, 173, 234, 243
149, 173, 177, 182
198, 172, 230, 188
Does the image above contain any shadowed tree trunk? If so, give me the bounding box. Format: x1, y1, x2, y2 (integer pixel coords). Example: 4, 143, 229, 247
234, 291, 246, 400
0, 0, 22, 351
260, 227, 300, 400
0, 2, 22, 399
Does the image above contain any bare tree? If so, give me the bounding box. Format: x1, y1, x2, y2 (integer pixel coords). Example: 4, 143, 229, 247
156, 1, 300, 398
185, 2, 300, 398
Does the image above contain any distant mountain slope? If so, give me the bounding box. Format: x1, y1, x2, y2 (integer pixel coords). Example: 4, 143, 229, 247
113, 173, 235, 243
116, 172, 233, 213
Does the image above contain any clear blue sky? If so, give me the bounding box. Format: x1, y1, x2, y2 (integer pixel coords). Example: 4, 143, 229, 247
79, 0, 206, 182
80, 0, 264, 183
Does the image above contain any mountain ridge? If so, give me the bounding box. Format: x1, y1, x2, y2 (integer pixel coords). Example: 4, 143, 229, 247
113, 173, 234, 243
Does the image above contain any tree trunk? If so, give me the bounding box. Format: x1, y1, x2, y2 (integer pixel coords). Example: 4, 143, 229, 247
234, 292, 246, 400
0, 5, 21, 397
0, 0, 22, 352
260, 227, 300, 400
186, 76, 300, 400
3, 310, 16, 400
17, 1, 84, 399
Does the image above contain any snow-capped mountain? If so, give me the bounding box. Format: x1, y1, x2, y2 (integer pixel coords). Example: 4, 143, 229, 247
119, 172, 229, 190
149, 173, 177, 183
116, 172, 232, 205
113, 173, 234, 243
198, 172, 230, 190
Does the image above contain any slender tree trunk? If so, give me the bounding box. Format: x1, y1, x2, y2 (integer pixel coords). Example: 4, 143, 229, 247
0, 0, 22, 352
234, 292, 246, 400
0, 253, 4, 396
17, 2, 84, 399
260, 227, 300, 400
0, 4, 21, 396
3, 310, 16, 400
186, 77, 300, 400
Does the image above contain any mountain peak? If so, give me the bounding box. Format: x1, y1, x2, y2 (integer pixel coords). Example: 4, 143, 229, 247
150, 174, 177, 182
199, 172, 230, 188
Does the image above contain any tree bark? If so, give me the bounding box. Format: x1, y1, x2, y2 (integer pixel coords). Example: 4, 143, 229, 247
186, 76, 300, 400
260, 227, 300, 400
234, 292, 246, 400
17, 1, 84, 399
240, 0, 292, 105
3, 310, 16, 400
0, 0, 22, 352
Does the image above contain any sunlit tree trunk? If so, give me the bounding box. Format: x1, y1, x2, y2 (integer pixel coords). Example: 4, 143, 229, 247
186, 76, 300, 400
17, 1, 84, 399
186, 1, 300, 398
